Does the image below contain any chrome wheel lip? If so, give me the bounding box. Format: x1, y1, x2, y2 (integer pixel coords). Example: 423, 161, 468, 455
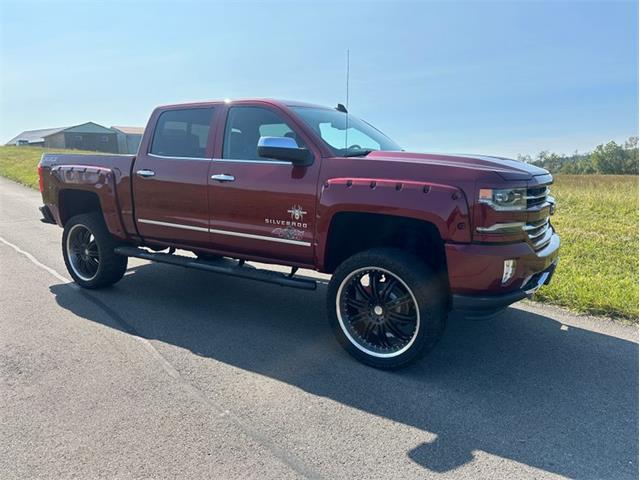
336, 266, 420, 359
66, 223, 99, 282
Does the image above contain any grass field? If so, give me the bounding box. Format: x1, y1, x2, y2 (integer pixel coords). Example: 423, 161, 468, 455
532, 175, 638, 321
0, 145, 638, 320
0, 145, 95, 189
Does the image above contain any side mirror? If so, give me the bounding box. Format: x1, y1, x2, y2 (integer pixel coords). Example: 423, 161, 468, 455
257, 136, 312, 166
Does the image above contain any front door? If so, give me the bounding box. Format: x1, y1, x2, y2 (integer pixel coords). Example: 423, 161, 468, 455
207, 105, 320, 265
133, 106, 216, 247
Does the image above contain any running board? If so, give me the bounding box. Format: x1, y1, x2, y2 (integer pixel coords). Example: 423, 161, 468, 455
114, 246, 317, 290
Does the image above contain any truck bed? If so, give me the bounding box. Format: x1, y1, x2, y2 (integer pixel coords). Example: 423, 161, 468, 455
39, 153, 136, 238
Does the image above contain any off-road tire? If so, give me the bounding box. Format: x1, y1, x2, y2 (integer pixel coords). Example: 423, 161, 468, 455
327, 248, 447, 369
62, 213, 128, 289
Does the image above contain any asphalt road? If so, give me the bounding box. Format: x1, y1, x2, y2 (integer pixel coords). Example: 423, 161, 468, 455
0, 176, 637, 480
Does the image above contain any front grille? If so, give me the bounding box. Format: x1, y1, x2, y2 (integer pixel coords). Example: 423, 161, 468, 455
524, 216, 553, 251
524, 183, 554, 251
526, 185, 550, 208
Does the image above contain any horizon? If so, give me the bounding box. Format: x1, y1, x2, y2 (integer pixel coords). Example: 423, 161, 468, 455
1, 0, 638, 158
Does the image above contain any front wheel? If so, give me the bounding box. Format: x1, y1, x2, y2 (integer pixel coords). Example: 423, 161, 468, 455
62, 213, 128, 289
327, 248, 447, 369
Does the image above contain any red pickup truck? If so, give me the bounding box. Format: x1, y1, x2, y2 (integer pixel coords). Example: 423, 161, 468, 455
38, 99, 559, 368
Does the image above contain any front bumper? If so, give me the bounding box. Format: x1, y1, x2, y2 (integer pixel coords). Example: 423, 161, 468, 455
451, 260, 557, 314
446, 232, 560, 314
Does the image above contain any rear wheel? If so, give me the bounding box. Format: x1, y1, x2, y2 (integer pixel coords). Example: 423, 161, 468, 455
327, 248, 446, 369
62, 213, 127, 289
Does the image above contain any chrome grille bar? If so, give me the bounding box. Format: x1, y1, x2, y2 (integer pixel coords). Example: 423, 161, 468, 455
525, 215, 552, 251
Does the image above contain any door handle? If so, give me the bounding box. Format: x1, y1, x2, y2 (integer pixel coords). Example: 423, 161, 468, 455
136, 169, 155, 178
211, 174, 235, 182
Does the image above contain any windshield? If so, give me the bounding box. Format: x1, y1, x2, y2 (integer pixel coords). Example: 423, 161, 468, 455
291, 106, 401, 157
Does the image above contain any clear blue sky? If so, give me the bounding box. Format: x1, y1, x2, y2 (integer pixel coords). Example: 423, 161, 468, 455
1, 0, 637, 157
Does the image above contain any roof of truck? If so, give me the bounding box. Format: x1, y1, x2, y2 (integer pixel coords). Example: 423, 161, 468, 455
157, 98, 332, 110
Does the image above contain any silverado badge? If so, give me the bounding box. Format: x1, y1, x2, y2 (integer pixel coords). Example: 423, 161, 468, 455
287, 205, 307, 221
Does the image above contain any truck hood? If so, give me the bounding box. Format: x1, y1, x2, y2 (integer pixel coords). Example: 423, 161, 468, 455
365, 151, 549, 181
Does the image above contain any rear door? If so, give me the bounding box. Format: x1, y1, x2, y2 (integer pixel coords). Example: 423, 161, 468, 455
133, 106, 216, 247
207, 104, 321, 265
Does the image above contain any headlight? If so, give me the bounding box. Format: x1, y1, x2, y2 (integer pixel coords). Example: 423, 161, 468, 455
478, 188, 527, 211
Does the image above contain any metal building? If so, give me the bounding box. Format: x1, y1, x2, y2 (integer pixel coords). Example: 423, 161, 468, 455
43, 122, 118, 153
111, 126, 144, 154
6, 127, 67, 147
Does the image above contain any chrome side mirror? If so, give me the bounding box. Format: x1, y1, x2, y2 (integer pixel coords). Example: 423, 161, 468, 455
257, 136, 312, 165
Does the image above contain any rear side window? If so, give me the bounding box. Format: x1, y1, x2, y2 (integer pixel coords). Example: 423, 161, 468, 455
223, 106, 304, 161
150, 108, 214, 158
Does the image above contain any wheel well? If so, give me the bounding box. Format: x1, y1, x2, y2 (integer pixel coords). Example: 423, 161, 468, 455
58, 190, 101, 226
324, 212, 447, 276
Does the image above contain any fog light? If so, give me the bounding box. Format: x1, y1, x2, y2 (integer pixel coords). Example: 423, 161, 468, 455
502, 259, 517, 284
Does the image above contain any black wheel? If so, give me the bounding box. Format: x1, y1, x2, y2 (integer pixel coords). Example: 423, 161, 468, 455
327, 248, 447, 369
62, 213, 128, 289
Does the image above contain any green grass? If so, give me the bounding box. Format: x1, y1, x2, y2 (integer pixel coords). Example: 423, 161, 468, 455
532, 175, 638, 321
0, 146, 637, 320
0, 145, 98, 188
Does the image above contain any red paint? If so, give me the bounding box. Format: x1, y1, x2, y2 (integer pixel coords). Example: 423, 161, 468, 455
38, 99, 560, 300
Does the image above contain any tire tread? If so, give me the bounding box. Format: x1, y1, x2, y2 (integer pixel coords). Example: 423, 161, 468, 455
62, 213, 127, 289
327, 247, 447, 369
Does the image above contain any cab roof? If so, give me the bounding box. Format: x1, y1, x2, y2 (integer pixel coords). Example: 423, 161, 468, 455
156, 98, 332, 110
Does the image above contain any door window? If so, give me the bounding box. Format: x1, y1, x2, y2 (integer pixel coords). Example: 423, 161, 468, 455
222, 106, 304, 161
150, 108, 214, 158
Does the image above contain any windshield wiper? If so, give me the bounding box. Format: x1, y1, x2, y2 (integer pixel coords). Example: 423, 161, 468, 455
343, 149, 373, 157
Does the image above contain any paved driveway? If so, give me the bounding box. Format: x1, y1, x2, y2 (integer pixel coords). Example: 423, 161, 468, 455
1, 177, 637, 479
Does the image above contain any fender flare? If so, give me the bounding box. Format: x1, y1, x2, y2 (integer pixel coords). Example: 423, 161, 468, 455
49, 165, 128, 240
315, 177, 471, 268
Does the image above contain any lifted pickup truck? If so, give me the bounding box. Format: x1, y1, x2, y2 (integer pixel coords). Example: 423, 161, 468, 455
38, 99, 559, 368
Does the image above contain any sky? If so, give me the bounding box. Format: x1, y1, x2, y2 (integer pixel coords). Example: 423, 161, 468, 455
0, 0, 637, 158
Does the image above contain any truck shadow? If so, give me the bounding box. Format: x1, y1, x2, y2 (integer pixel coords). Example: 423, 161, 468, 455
49, 263, 638, 478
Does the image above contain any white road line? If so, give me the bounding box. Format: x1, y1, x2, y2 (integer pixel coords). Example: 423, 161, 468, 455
0, 234, 322, 479
0, 236, 71, 284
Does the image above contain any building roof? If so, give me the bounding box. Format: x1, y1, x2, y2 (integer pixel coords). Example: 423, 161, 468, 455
111, 126, 144, 135
56, 122, 115, 135
6, 127, 67, 145
5, 122, 117, 145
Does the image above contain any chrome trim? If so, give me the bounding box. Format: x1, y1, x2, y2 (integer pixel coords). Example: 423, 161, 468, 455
212, 157, 292, 165
524, 270, 551, 295
529, 228, 548, 241
211, 174, 235, 182
258, 136, 299, 149
530, 228, 553, 250
137, 218, 311, 246
138, 218, 208, 232
148, 153, 211, 161
476, 222, 526, 233
526, 201, 554, 212
523, 217, 549, 231
209, 228, 311, 246
525, 188, 550, 200
136, 169, 155, 178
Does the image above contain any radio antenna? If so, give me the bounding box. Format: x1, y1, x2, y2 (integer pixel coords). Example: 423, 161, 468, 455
345, 49, 349, 149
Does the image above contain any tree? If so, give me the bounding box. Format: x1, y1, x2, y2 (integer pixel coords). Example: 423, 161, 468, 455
519, 138, 638, 175
590, 141, 626, 174
624, 137, 639, 174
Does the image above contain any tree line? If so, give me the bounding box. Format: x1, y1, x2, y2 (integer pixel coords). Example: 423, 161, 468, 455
517, 137, 638, 174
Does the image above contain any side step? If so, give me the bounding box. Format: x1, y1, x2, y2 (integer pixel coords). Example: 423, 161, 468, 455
114, 246, 317, 290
